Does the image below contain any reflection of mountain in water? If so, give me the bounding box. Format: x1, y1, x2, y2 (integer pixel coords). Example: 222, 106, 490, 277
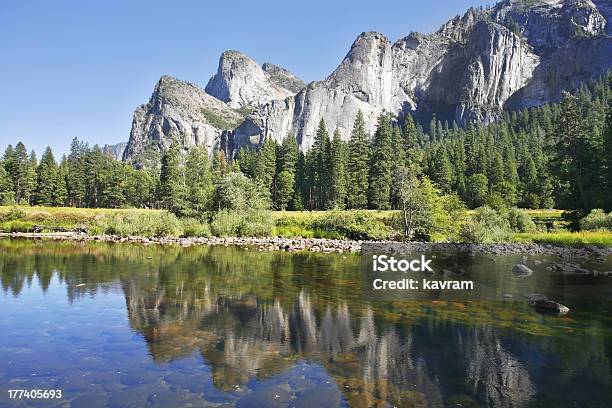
1, 240, 611, 407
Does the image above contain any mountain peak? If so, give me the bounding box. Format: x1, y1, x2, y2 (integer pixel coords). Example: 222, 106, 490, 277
205, 50, 303, 109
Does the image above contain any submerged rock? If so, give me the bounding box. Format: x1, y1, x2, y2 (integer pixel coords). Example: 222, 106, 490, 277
528, 298, 570, 316
548, 262, 592, 276
512, 264, 533, 278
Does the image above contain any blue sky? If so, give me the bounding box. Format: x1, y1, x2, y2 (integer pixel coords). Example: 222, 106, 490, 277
0, 0, 491, 158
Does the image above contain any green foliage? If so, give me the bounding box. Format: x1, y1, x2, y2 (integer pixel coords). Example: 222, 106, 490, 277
0, 220, 35, 232
466, 173, 489, 208
460, 206, 511, 243
311, 211, 391, 240
368, 114, 393, 209
329, 129, 347, 208
184, 146, 213, 217
507, 207, 538, 233
200, 107, 241, 130
580, 209, 612, 231
210, 172, 273, 237
347, 110, 370, 209
393, 174, 466, 241
307, 119, 332, 209
181, 217, 212, 237
159, 140, 186, 215
0, 207, 26, 222
92, 211, 182, 237
0, 162, 15, 205
210, 209, 240, 236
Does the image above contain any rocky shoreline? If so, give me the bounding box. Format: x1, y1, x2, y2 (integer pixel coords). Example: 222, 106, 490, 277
1, 232, 611, 258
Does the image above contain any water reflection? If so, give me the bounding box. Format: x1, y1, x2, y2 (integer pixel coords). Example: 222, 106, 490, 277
1, 239, 611, 407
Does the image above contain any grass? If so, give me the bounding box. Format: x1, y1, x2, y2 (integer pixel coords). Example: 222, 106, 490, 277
512, 231, 612, 247
1, 205, 611, 246
0, 206, 160, 231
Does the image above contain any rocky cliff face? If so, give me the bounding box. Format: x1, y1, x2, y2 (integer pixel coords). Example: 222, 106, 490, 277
236, 0, 611, 151
204, 51, 304, 109
124, 0, 612, 161
122, 76, 242, 164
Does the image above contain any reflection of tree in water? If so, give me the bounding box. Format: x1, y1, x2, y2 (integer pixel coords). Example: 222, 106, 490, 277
2, 239, 612, 407
465, 326, 535, 408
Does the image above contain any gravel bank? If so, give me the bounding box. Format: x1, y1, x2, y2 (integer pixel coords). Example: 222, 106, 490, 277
1, 232, 610, 258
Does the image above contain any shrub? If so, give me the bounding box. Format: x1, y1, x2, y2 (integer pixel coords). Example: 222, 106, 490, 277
0, 207, 26, 222
0, 220, 34, 232
507, 208, 537, 233
580, 209, 612, 231
460, 206, 511, 243
92, 211, 182, 237
210, 210, 240, 237
240, 210, 274, 237
181, 218, 212, 237
211, 209, 273, 237
311, 211, 391, 240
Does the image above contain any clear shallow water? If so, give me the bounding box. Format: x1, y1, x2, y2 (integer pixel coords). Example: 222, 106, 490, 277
0, 239, 611, 408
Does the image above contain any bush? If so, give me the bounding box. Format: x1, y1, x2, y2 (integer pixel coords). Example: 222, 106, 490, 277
0, 207, 26, 222
181, 218, 211, 237
507, 208, 537, 233
580, 209, 612, 231
211, 209, 273, 237
311, 211, 391, 240
460, 206, 511, 243
239, 210, 273, 237
0, 220, 34, 232
210, 210, 240, 237
92, 211, 182, 237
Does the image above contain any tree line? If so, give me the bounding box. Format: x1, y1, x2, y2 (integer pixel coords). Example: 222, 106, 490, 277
1, 73, 611, 215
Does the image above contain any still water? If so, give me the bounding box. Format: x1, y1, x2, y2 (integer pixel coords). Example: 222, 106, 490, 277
0, 239, 611, 407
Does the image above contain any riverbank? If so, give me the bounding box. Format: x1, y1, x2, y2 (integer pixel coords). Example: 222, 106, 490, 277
2, 231, 611, 258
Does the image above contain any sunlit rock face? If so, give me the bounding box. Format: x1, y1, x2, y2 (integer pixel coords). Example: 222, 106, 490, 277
205, 51, 304, 109
235, 0, 611, 151
124, 0, 612, 160
122, 76, 241, 165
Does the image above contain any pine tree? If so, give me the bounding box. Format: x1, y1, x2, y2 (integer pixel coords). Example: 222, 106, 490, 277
604, 77, 612, 211
4, 142, 35, 204
184, 146, 213, 216
309, 119, 332, 209
402, 114, 421, 174
368, 113, 393, 209
34, 147, 59, 206
67, 138, 87, 207
346, 111, 370, 209
329, 129, 347, 208
255, 139, 277, 199
55, 156, 69, 206
391, 125, 407, 208
554, 92, 590, 210
274, 135, 298, 210
159, 140, 186, 214
0, 161, 15, 204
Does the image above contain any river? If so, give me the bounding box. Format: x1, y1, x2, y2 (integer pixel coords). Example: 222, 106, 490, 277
0, 239, 611, 407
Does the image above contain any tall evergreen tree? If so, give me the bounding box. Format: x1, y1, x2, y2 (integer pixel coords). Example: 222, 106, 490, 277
184, 146, 213, 216
329, 129, 347, 208
604, 78, 612, 211
274, 135, 298, 210
554, 92, 590, 210
308, 119, 332, 209
0, 160, 15, 204
66, 138, 88, 207
34, 147, 59, 206
346, 111, 370, 209
4, 142, 35, 204
159, 140, 186, 214
368, 113, 393, 209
